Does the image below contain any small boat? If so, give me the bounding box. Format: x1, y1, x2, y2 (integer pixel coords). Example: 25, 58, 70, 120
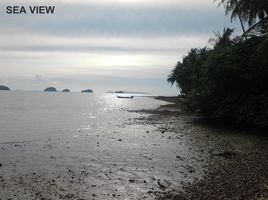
116, 95, 134, 99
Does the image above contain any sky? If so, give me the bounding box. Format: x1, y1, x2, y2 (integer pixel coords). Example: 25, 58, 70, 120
0, 0, 241, 95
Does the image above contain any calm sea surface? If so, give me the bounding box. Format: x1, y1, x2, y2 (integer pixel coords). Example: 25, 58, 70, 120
0, 91, 165, 143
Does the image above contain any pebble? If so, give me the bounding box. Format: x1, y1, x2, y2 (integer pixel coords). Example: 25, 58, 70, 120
157, 179, 171, 189
129, 179, 135, 183
63, 193, 75, 198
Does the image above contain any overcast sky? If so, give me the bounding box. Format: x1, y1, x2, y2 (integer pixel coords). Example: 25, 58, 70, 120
0, 0, 241, 95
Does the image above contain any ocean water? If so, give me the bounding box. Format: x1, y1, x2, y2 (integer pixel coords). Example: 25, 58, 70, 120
0, 91, 165, 143
0, 91, 264, 199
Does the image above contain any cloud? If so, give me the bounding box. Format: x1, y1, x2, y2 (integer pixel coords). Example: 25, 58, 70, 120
0, 0, 241, 94
0, 33, 209, 81
0, 33, 209, 52
1, 0, 216, 7
34, 74, 55, 84
1, 1, 240, 37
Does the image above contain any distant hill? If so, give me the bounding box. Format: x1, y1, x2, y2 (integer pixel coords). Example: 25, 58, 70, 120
115, 91, 124, 93
62, 89, 70, 92
0, 85, 10, 91
44, 87, 57, 92
81, 89, 93, 93
108, 90, 149, 94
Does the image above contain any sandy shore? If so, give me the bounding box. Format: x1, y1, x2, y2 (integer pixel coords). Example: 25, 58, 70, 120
1, 96, 268, 200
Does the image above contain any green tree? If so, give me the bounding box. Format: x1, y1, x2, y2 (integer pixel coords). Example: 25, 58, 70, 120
168, 0, 268, 127
209, 27, 234, 48
216, 0, 268, 36
167, 62, 182, 93
167, 48, 210, 96
216, 0, 247, 35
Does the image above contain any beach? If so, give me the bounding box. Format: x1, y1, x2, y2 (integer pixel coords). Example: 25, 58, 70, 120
0, 93, 268, 200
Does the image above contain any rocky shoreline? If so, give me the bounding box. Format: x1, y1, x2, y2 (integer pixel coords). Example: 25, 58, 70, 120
144, 96, 268, 200
159, 147, 268, 200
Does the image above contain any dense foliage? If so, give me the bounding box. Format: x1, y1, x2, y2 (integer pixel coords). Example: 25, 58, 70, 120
168, 0, 268, 127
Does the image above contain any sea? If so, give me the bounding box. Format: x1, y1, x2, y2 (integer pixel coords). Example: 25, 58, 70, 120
0, 91, 166, 143
0, 91, 263, 199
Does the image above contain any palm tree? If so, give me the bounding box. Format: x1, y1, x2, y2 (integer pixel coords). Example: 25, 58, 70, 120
243, 16, 268, 36
167, 62, 182, 90
216, 0, 268, 36
209, 27, 234, 48
167, 48, 210, 96
216, 0, 247, 35
167, 63, 179, 86
238, 0, 268, 26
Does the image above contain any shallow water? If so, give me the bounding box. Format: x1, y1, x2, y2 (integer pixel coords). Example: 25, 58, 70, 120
2, 91, 193, 199
0, 91, 263, 199
0, 91, 165, 143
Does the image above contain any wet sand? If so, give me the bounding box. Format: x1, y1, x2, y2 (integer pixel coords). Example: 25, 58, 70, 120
1, 97, 268, 200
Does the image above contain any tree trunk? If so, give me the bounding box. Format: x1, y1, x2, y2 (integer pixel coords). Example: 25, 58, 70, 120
237, 12, 247, 39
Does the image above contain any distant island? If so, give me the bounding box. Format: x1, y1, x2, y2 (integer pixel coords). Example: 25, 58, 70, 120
81, 89, 93, 93
44, 87, 57, 92
115, 91, 124, 94
107, 90, 149, 94
62, 89, 70, 92
0, 85, 10, 91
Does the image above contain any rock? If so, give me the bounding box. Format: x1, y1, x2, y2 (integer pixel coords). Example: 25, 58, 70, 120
189, 168, 195, 173
0, 85, 10, 90
81, 89, 93, 93
129, 179, 135, 183
63, 193, 75, 199
145, 156, 152, 160
212, 150, 236, 158
44, 87, 57, 92
157, 179, 171, 189
62, 89, 70, 92
0, 163, 2, 167
118, 139, 122, 141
